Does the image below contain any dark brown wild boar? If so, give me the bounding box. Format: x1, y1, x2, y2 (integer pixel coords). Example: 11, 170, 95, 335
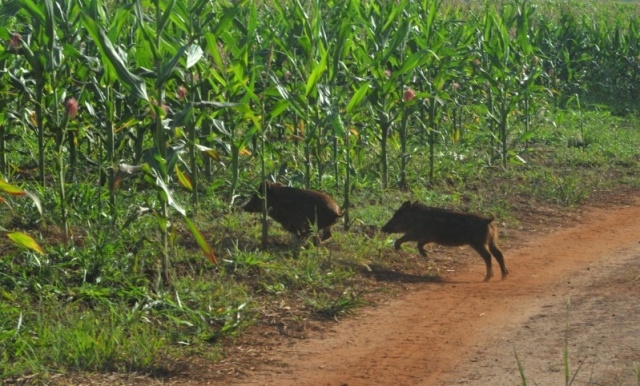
381, 201, 508, 282
243, 181, 343, 243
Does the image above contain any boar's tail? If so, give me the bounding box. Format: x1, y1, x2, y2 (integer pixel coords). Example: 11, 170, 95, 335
486, 213, 496, 223
337, 209, 345, 217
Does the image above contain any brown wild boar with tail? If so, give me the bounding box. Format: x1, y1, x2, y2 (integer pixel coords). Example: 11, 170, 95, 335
381, 201, 508, 282
243, 181, 344, 244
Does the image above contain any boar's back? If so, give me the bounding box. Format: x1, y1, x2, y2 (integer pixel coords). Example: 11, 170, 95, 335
414, 206, 494, 246
269, 187, 342, 227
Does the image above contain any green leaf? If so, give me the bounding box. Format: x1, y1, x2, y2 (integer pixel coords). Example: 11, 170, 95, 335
158, 0, 177, 36
0, 180, 25, 196
268, 99, 290, 120
398, 51, 429, 74
6, 232, 45, 254
1, 290, 15, 302
172, 103, 194, 127
158, 44, 190, 85
205, 32, 225, 72
346, 82, 370, 114
381, 0, 406, 32
331, 113, 346, 137
208, 2, 244, 35
81, 13, 148, 100
305, 53, 328, 97
184, 217, 218, 265
518, 130, 537, 143
44, 0, 54, 53
17, 0, 44, 22
156, 175, 185, 216
0, 181, 42, 215
381, 18, 411, 65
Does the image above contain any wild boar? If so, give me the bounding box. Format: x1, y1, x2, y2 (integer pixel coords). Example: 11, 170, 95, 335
381, 200, 508, 282
243, 181, 344, 244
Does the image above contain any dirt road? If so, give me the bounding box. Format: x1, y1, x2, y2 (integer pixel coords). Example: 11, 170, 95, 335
226, 198, 640, 386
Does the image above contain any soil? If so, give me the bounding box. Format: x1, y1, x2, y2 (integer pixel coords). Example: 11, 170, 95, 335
38, 192, 640, 386
208, 192, 640, 386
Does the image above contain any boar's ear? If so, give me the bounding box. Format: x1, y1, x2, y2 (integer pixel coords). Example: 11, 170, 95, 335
265, 180, 284, 188
263, 180, 274, 189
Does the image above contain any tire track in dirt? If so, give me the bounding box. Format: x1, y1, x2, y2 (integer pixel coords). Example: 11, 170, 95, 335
445, 242, 640, 385
230, 198, 640, 386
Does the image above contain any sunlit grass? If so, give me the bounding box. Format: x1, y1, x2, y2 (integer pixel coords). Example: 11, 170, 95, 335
2, 109, 640, 382
2, 0, 640, 382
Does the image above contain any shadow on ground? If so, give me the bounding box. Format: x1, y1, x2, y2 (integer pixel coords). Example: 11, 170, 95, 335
358, 263, 443, 284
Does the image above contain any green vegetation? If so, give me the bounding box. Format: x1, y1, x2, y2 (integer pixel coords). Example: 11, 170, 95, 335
1, 0, 640, 382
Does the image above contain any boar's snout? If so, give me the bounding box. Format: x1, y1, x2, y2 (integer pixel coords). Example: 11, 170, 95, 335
381, 218, 401, 233
381, 201, 414, 233
242, 194, 263, 213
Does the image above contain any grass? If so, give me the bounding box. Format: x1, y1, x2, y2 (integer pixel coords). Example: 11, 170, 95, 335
1, 108, 640, 383
3, 0, 640, 381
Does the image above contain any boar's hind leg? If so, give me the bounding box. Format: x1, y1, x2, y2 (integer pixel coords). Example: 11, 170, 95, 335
305, 228, 329, 246
471, 245, 494, 282
295, 228, 312, 244
417, 241, 429, 257
489, 242, 508, 279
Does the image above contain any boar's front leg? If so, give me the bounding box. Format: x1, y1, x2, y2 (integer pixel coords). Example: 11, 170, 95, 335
320, 227, 332, 242
394, 234, 415, 252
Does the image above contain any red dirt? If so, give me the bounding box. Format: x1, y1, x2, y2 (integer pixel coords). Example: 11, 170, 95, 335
219, 195, 640, 386
51, 195, 640, 386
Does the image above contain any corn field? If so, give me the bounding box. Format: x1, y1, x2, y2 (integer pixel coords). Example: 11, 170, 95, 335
2, 0, 640, 379
1, 0, 639, 270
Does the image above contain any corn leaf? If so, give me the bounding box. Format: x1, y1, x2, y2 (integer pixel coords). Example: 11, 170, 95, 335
398, 51, 429, 74
268, 99, 290, 120
6, 232, 45, 255
17, 0, 44, 22
175, 166, 193, 191
158, 44, 190, 85
0, 180, 25, 196
172, 103, 194, 128
346, 82, 370, 114
0, 181, 42, 215
305, 52, 328, 97
185, 44, 203, 69
157, 0, 177, 36
81, 13, 148, 100
184, 217, 218, 264
141, 164, 186, 217
24, 190, 43, 216
195, 145, 221, 161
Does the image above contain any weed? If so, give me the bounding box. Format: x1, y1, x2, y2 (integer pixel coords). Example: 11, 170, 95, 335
300, 289, 365, 320
1, 0, 640, 382
632, 362, 640, 385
